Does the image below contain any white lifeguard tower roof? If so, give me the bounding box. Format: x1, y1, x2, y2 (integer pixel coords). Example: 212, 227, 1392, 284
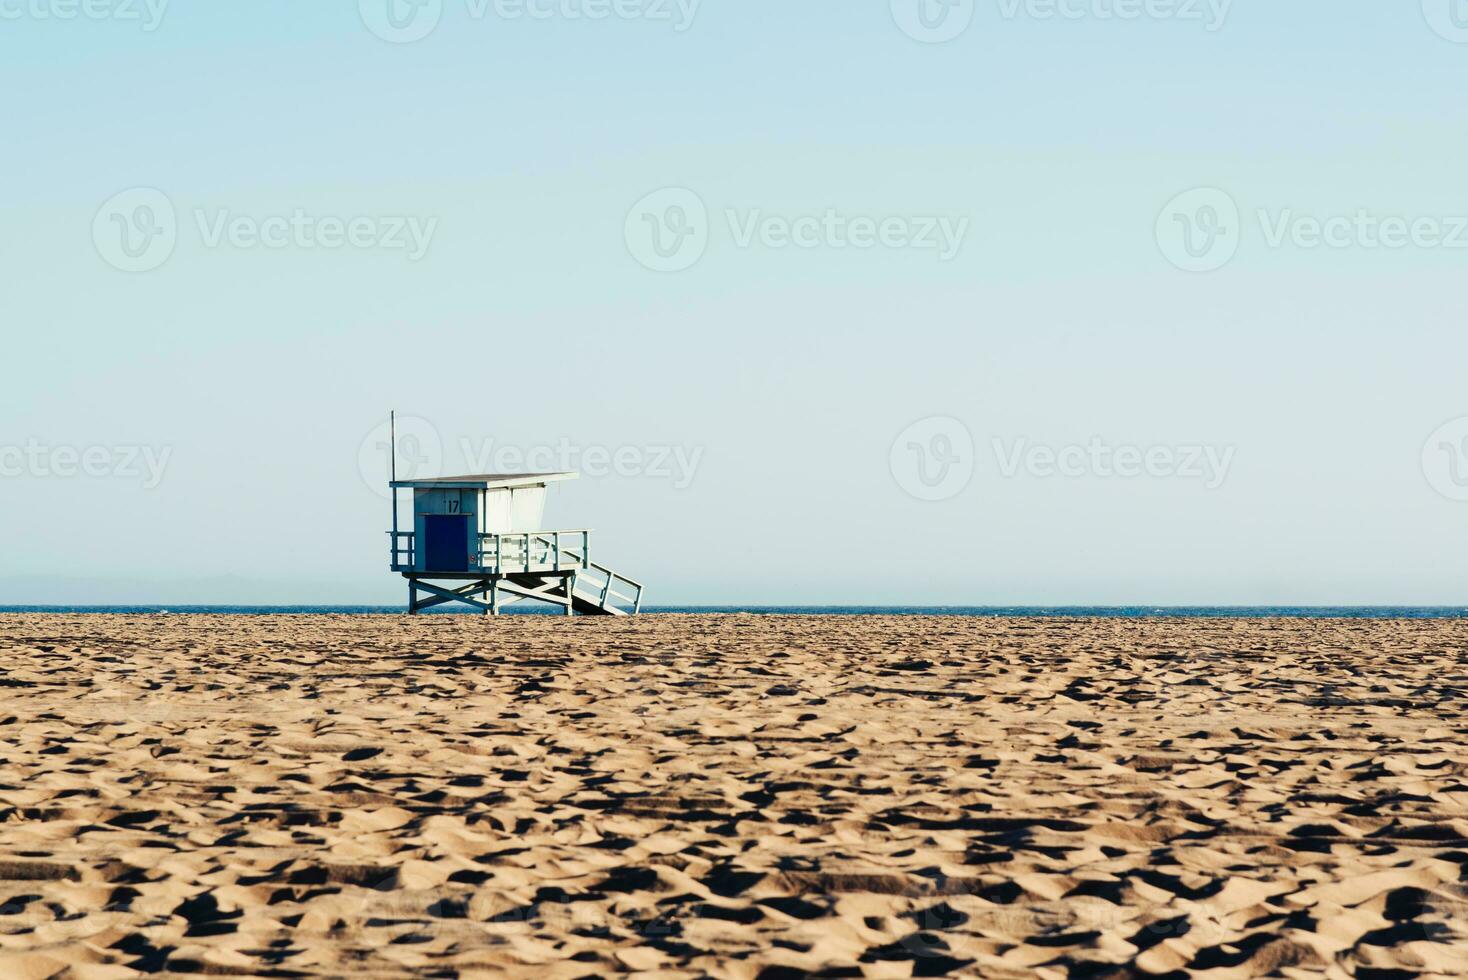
390, 472, 578, 490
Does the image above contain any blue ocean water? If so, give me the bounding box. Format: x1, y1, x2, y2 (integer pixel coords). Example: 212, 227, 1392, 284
1, 605, 1466, 618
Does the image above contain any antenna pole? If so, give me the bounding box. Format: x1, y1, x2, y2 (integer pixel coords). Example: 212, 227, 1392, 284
389, 411, 399, 569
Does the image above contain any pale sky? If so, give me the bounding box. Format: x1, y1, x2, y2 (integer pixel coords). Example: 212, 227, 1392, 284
2, 1, 1466, 605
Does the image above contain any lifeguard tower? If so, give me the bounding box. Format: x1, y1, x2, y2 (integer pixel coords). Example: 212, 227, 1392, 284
387, 469, 644, 616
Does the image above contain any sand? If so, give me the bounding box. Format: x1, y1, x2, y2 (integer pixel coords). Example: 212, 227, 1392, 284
0, 613, 1465, 978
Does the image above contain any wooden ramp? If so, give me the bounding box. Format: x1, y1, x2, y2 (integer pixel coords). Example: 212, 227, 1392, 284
497, 571, 632, 617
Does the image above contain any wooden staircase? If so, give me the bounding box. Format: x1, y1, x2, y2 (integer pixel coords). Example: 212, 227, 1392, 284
498, 569, 635, 616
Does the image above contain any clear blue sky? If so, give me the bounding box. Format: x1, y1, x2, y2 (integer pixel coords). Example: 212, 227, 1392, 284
2, 1, 1466, 605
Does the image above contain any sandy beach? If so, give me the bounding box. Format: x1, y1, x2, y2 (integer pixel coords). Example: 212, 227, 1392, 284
0, 613, 1465, 978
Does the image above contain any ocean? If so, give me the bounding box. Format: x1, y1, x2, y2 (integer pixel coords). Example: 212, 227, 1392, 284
1, 606, 1466, 618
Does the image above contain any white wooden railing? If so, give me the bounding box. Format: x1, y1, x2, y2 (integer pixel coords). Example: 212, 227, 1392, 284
388, 529, 642, 612
389, 531, 415, 571
478, 530, 592, 575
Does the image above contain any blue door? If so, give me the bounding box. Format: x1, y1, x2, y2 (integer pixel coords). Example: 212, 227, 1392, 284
424, 515, 472, 572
